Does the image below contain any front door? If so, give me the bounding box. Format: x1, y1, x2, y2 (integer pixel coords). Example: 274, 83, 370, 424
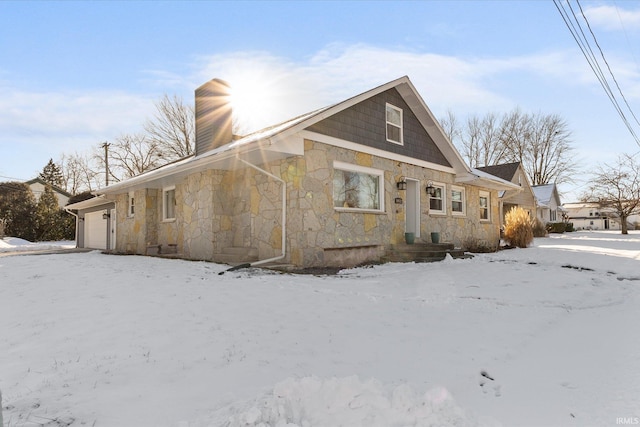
405, 179, 420, 238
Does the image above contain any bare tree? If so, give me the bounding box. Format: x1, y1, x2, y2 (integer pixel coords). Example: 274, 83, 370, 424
585, 153, 640, 234
442, 108, 578, 184
503, 111, 577, 186
103, 134, 163, 181
59, 152, 101, 194
439, 110, 462, 147
144, 94, 195, 162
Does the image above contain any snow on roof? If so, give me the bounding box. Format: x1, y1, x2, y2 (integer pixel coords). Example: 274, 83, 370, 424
532, 184, 555, 205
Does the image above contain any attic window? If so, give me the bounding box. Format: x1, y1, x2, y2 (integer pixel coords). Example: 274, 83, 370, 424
385, 103, 403, 145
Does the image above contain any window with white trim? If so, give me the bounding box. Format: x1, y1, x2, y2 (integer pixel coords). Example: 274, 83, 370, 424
127, 192, 135, 217
163, 186, 176, 221
429, 183, 446, 214
385, 103, 403, 144
333, 162, 384, 211
451, 186, 466, 216
479, 191, 490, 221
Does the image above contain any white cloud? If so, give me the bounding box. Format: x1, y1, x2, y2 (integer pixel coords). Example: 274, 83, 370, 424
0, 87, 152, 137
584, 4, 640, 31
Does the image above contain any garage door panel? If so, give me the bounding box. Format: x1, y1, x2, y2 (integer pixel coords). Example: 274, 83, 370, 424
85, 211, 107, 250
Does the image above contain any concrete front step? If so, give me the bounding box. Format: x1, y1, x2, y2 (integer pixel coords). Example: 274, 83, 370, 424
384, 242, 470, 263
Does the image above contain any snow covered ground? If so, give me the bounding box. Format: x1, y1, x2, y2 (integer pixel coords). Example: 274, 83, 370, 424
0, 238, 75, 254
1, 231, 639, 427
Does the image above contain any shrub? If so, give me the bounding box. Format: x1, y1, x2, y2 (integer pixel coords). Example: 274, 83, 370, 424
503, 207, 534, 248
546, 222, 566, 234
532, 217, 547, 237
565, 222, 574, 232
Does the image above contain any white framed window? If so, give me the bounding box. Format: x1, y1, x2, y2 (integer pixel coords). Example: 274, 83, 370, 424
163, 186, 176, 221
333, 161, 384, 212
385, 103, 403, 145
428, 182, 446, 215
127, 192, 135, 217
479, 191, 490, 221
451, 186, 466, 216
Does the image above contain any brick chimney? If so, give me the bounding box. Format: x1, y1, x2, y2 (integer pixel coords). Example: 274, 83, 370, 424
195, 78, 232, 155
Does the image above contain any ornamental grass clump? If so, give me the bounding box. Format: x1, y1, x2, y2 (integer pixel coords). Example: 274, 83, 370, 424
504, 207, 534, 248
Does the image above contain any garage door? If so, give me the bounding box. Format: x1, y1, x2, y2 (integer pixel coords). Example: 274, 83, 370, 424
85, 211, 107, 250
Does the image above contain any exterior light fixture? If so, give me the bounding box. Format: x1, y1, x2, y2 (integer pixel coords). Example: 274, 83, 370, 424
397, 180, 407, 190
102, 212, 110, 220
426, 181, 436, 197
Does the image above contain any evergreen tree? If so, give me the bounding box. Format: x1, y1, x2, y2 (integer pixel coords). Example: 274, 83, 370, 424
0, 182, 37, 241
39, 158, 65, 188
34, 184, 74, 241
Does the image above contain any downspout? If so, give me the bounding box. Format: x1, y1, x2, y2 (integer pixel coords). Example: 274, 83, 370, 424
237, 157, 286, 267
64, 208, 80, 249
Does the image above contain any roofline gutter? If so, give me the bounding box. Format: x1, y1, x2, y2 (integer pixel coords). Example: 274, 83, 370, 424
237, 157, 286, 267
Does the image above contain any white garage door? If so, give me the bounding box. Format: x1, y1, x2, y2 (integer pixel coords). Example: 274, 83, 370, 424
85, 211, 107, 250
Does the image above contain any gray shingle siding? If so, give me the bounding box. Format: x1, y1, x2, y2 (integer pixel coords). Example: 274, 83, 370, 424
305, 88, 451, 167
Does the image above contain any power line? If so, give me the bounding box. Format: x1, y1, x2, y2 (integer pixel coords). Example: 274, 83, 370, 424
553, 0, 640, 147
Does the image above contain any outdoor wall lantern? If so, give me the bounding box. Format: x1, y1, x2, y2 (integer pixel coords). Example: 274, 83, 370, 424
426, 181, 437, 197
396, 180, 407, 190
102, 212, 110, 220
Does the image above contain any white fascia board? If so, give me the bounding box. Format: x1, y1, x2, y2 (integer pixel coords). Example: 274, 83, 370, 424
456, 169, 523, 191
65, 195, 114, 211
299, 130, 456, 174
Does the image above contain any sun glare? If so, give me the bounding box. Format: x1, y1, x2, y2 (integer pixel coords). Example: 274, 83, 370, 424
228, 76, 281, 135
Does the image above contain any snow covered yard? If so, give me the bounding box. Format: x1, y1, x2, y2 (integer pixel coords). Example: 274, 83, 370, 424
1, 231, 639, 427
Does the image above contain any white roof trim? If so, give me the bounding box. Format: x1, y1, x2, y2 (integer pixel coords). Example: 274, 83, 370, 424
99, 76, 471, 194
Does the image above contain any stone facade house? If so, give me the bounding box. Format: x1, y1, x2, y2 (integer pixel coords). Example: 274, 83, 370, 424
532, 183, 564, 224
98, 76, 518, 268
476, 162, 533, 227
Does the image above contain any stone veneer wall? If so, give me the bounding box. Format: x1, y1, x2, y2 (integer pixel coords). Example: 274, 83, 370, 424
113, 138, 500, 266
115, 188, 158, 254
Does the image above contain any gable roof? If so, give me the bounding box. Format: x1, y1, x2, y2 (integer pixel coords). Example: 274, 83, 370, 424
475, 162, 521, 182
532, 184, 557, 207
25, 177, 72, 197
101, 76, 519, 194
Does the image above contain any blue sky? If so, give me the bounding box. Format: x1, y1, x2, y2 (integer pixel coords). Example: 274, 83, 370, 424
1, 1, 640, 201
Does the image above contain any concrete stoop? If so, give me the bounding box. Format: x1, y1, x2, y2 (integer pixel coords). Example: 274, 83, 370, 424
383, 242, 471, 263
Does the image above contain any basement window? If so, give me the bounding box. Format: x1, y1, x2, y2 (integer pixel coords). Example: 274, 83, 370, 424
333, 161, 384, 212
163, 186, 176, 221
385, 103, 403, 145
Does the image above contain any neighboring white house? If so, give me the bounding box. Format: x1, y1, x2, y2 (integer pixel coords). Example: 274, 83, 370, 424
563, 202, 622, 230
532, 183, 564, 224
25, 178, 71, 208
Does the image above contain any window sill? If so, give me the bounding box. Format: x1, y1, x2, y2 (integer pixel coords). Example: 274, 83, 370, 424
429, 211, 446, 216
162, 218, 176, 223
334, 208, 386, 215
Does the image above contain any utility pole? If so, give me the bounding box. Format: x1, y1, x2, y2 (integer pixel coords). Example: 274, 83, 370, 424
102, 142, 110, 186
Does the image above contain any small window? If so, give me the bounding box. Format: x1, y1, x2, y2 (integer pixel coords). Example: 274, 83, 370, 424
479, 191, 490, 221
128, 192, 135, 217
451, 186, 466, 216
429, 183, 446, 214
333, 162, 384, 212
385, 103, 403, 144
163, 187, 176, 221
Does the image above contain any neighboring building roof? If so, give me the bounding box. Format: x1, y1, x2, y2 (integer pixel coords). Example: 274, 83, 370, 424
475, 162, 521, 182
25, 177, 72, 198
